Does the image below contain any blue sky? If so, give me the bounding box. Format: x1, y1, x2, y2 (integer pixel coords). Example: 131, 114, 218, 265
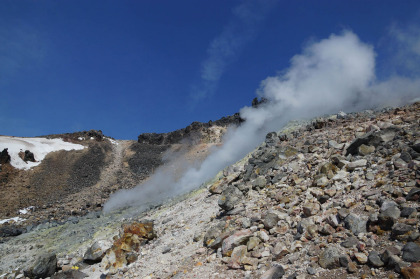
1, 0, 419, 139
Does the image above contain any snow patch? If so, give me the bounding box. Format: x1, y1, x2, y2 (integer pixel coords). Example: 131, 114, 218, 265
0, 136, 85, 170
105, 137, 118, 145
19, 206, 35, 215
0, 216, 25, 225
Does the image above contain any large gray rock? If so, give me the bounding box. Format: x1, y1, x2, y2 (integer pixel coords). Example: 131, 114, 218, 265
218, 185, 244, 211
318, 246, 341, 269
402, 242, 420, 262
84, 240, 111, 263
344, 213, 367, 235
346, 127, 398, 155
24, 253, 57, 279
204, 221, 230, 249
368, 251, 384, 267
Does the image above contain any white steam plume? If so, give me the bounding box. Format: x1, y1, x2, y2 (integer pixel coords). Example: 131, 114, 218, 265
104, 30, 420, 213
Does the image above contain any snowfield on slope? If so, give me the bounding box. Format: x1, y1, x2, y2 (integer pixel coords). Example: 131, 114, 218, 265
0, 136, 85, 170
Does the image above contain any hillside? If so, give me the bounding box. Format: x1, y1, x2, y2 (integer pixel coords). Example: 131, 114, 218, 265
0, 102, 419, 279
0, 114, 239, 237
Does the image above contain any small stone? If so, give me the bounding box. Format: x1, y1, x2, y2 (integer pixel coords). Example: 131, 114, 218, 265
380, 200, 398, 212
406, 188, 420, 201
307, 267, 316, 275
388, 255, 409, 273
222, 229, 253, 256
347, 261, 357, 273
391, 223, 415, 239
273, 243, 289, 259
358, 144, 375, 156
400, 207, 416, 218
378, 206, 401, 231
218, 185, 244, 211
341, 236, 359, 248
338, 255, 350, 268
264, 213, 280, 230
338, 208, 350, 219
260, 265, 285, 279
344, 213, 367, 235
228, 245, 247, 269
247, 237, 260, 251
365, 172, 375, 181
318, 246, 341, 269
354, 252, 368, 264
368, 251, 384, 267
320, 224, 335, 235
347, 159, 367, 171
302, 202, 320, 217
402, 242, 420, 262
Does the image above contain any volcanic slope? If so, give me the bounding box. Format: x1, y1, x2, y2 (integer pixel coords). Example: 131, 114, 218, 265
0, 116, 235, 236
0, 102, 418, 279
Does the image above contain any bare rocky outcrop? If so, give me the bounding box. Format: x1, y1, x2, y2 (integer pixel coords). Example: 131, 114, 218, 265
0, 102, 419, 279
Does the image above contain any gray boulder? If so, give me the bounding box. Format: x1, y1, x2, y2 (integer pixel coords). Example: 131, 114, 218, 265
402, 242, 420, 262
24, 253, 57, 279
218, 185, 244, 211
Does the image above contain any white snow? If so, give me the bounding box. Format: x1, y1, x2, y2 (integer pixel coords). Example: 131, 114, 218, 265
78, 137, 85, 141
105, 137, 119, 145
19, 206, 34, 215
0, 216, 25, 225
0, 136, 85, 170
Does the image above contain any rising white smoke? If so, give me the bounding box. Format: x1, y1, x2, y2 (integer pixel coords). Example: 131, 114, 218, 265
104, 30, 420, 213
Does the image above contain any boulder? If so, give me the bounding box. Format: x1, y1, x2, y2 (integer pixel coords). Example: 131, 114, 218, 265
218, 185, 244, 211
346, 127, 398, 155
368, 251, 384, 267
84, 240, 112, 263
24, 253, 57, 279
0, 148, 10, 164
402, 242, 420, 262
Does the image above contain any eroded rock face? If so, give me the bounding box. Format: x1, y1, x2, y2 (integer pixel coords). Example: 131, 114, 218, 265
101, 221, 156, 274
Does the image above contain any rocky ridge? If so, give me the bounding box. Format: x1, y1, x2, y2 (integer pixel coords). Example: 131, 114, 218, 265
0, 102, 419, 279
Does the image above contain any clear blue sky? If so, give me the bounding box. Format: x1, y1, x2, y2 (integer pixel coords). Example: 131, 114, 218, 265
1, 0, 419, 139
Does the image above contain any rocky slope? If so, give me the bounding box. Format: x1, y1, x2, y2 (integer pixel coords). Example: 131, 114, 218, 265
0, 114, 236, 241
0, 102, 419, 279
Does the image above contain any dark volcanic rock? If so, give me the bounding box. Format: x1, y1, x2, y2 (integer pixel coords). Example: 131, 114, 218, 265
128, 143, 169, 178
402, 242, 420, 262
24, 253, 57, 279
138, 114, 243, 145
0, 148, 11, 164
0, 225, 23, 237
346, 127, 398, 155
218, 185, 244, 211
23, 150, 36, 162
